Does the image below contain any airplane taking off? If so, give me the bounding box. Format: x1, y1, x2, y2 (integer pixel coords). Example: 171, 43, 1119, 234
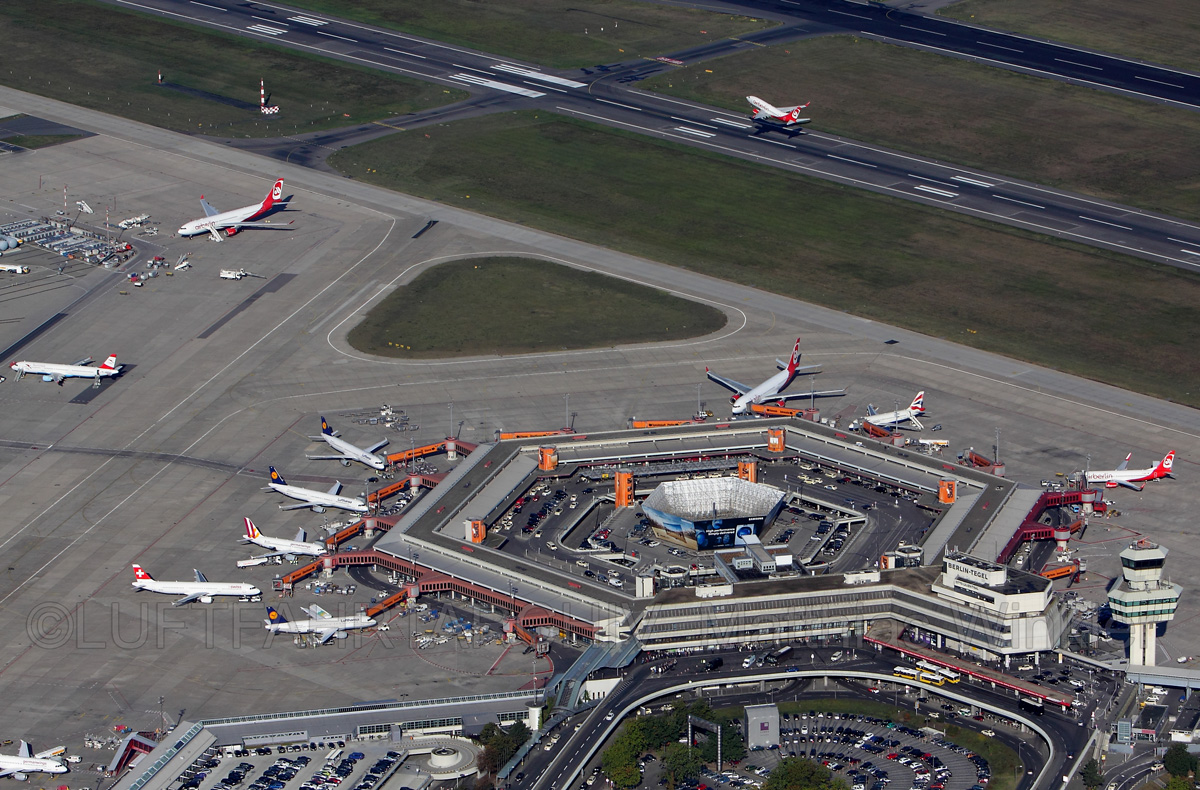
1085, 451, 1175, 491
178, 178, 292, 242
131, 564, 261, 607
307, 416, 389, 470
264, 604, 376, 645
707, 338, 844, 415
864, 392, 926, 430
238, 518, 328, 567
0, 741, 68, 779
747, 96, 811, 131
265, 466, 369, 514
9, 354, 121, 386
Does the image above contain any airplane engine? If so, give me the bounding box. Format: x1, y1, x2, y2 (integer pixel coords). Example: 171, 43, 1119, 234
225, 227, 238, 237
333, 631, 348, 639
312, 505, 326, 514
340, 459, 351, 467
200, 595, 214, 604
13, 773, 27, 781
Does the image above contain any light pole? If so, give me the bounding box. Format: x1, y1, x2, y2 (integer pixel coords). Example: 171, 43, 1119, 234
563, 394, 570, 430
448, 401, 454, 439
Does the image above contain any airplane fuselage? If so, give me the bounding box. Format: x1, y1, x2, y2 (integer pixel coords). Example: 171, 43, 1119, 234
266, 614, 374, 636
249, 535, 327, 557
10, 361, 120, 380
133, 579, 260, 600
321, 434, 387, 470
1086, 467, 1163, 486
0, 756, 67, 776
732, 368, 795, 414
269, 482, 369, 513
178, 203, 263, 237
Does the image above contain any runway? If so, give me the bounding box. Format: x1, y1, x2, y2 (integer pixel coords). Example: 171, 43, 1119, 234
95, 0, 1200, 273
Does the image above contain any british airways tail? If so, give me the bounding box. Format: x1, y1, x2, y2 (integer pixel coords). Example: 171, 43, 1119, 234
910, 391, 925, 413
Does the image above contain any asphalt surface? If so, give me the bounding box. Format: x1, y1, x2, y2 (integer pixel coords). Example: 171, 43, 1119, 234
95, 0, 1200, 274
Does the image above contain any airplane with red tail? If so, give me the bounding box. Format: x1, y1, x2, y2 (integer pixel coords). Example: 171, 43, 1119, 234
178, 178, 292, 241
1085, 451, 1175, 491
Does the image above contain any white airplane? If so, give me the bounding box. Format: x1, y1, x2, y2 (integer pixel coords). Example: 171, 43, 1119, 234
238, 517, 328, 568
307, 416, 389, 470
0, 264, 29, 274
131, 564, 261, 607
264, 604, 376, 645
0, 741, 68, 779
706, 338, 843, 415
9, 354, 121, 386
1085, 451, 1175, 491
864, 392, 926, 430
747, 95, 811, 128
178, 178, 291, 242
265, 466, 369, 514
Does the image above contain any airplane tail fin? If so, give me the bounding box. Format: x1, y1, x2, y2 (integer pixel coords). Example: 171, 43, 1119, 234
320, 416, 334, 436
255, 178, 284, 216
100, 354, 118, 370
244, 517, 262, 540
786, 338, 803, 375
132, 564, 153, 581
1156, 451, 1175, 476
269, 466, 286, 486
265, 606, 287, 625
910, 391, 926, 413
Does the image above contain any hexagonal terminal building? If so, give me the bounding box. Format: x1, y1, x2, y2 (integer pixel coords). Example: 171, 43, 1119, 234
642, 476, 785, 550
1107, 538, 1182, 666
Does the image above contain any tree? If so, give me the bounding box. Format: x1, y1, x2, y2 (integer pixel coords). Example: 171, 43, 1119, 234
764, 758, 844, 790
1080, 758, 1103, 790
1165, 776, 1191, 790
507, 720, 531, 747
1164, 744, 1197, 778
662, 743, 701, 787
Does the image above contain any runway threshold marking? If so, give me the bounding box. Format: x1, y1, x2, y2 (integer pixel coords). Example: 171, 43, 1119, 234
447, 74, 545, 97
198, 273, 298, 339
951, 175, 996, 188
248, 24, 286, 36
908, 173, 957, 188
674, 126, 715, 138
915, 184, 958, 198
671, 117, 718, 129
288, 15, 328, 26
712, 118, 752, 129
491, 64, 586, 88
1168, 237, 1200, 248
1078, 215, 1132, 231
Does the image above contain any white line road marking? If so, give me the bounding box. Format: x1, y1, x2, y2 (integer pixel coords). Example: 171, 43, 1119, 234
712, 118, 752, 129
831, 9, 870, 18
452, 63, 495, 75
675, 127, 715, 138
527, 82, 567, 93
828, 154, 876, 167
901, 25, 946, 36
907, 173, 957, 188
671, 117, 718, 129
1181, 249, 1200, 256
993, 194, 1045, 210
759, 138, 795, 148
978, 41, 1022, 52
252, 15, 282, 24
1055, 58, 1102, 70
951, 176, 996, 188
288, 15, 328, 26
384, 47, 425, 59
1079, 215, 1132, 231
1168, 237, 1200, 248
1135, 75, 1185, 89
596, 98, 642, 111
317, 30, 357, 42
189, 0, 223, 9
915, 185, 958, 198
448, 74, 545, 97
491, 64, 586, 88
247, 24, 286, 35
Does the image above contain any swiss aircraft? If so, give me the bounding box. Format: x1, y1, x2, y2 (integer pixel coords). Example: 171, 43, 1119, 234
131, 564, 261, 606
864, 392, 926, 430
178, 178, 292, 241
9, 354, 121, 386
707, 338, 843, 415
265, 466, 369, 514
237, 517, 328, 568
307, 416, 389, 470
1085, 451, 1175, 491
0, 741, 68, 780
264, 604, 376, 645
747, 95, 811, 133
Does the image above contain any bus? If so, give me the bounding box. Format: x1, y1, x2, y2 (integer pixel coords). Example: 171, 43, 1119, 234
893, 667, 920, 680
936, 667, 961, 683
918, 672, 946, 686
1019, 697, 1045, 715
766, 646, 794, 666
915, 660, 943, 674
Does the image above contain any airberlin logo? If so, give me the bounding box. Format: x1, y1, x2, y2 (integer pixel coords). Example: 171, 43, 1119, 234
272, 182, 282, 201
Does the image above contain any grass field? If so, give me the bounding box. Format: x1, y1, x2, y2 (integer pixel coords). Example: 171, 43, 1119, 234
940, 0, 1200, 73
346, 257, 727, 358
3, 134, 86, 149
329, 111, 1200, 406
643, 36, 1200, 222
0, 0, 463, 138
278, 0, 774, 69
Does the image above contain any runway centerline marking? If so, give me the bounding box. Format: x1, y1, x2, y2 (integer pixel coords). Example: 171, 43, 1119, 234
1055, 58, 1102, 70
828, 154, 876, 167
1134, 75, 1184, 89
993, 194, 1045, 210
317, 30, 357, 42
1078, 215, 1132, 231
978, 41, 1022, 53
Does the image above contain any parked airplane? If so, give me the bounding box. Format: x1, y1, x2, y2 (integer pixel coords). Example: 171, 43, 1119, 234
707, 338, 843, 415
1085, 451, 1175, 491
0, 741, 68, 779
747, 96, 811, 129
131, 564, 261, 606
864, 392, 925, 430
264, 604, 376, 645
9, 354, 121, 385
238, 517, 328, 568
0, 264, 29, 274
265, 466, 369, 514
178, 178, 291, 241
307, 416, 388, 470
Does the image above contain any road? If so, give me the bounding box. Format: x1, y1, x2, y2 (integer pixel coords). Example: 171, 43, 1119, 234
99, 0, 1200, 273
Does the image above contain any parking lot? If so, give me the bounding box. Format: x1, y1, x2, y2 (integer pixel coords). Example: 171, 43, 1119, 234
178, 740, 405, 790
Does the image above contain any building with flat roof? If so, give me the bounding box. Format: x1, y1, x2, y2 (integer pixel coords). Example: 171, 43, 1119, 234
744, 704, 779, 751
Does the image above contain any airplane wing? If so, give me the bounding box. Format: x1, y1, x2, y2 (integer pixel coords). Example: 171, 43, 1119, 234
316, 628, 340, 645
365, 439, 389, 453
200, 197, 220, 217
775, 359, 821, 375
173, 591, 205, 607
0, 769, 18, 778
705, 369, 750, 396
1116, 453, 1132, 472
306, 604, 332, 619
18, 741, 31, 759
71, 357, 94, 367
194, 569, 209, 583
294, 528, 307, 543
280, 501, 317, 511
775, 389, 846, 402
225, 221, 294, 230
1114, 480, 1144, 491
306, 453, 351, 461
866, 404, 878, 416
326, 482, 343, 496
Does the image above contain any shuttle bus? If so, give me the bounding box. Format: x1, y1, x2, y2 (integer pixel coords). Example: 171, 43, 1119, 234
766, 646, 794, 665
1019, 697, 1044, 715
915, 659, 943, 674
936, 667, 961, 683
918, 672, 946, 686
893, 666, 920, 680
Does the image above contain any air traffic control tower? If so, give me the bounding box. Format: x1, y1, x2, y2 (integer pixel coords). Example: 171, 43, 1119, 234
1108, 539, 1182, 666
